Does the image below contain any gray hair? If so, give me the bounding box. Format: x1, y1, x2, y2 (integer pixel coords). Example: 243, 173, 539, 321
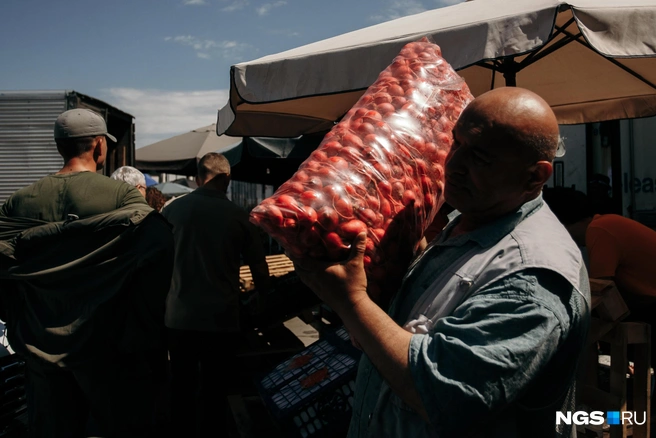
110, 166, 146, 188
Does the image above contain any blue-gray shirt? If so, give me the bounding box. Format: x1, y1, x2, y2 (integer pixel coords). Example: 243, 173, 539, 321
348, 196, 590, 438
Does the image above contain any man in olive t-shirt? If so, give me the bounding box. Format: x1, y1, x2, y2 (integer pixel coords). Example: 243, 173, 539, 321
0, 109, 159, 438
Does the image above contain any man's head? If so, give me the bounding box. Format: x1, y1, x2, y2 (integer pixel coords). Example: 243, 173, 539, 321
111, 166, 147, 197
444, 87, 560, 226
542, 188, 594, 246
54, 109, 116, 170
196, 153, 231, 191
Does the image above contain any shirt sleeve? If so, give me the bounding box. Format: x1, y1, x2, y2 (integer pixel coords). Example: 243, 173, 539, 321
408, 271, 567, 436
585, 225, 620, 279
0, 197, 13, 218
239, 212, 266, 265
119, 186, 149, 208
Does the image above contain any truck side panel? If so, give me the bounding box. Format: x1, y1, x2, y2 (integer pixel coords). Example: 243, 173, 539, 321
0, 92, 66, 203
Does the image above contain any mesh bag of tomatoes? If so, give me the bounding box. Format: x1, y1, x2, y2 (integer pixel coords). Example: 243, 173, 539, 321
250, 37, 474, 306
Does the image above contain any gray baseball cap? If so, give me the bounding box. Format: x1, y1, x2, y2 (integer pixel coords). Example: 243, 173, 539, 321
54, 108, 117, 142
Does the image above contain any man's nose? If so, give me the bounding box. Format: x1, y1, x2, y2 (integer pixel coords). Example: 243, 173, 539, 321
445, 147, 465, 175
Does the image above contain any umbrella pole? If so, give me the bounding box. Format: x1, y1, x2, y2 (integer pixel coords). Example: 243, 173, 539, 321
504, 71, 516, 87
501, 58, 518, 87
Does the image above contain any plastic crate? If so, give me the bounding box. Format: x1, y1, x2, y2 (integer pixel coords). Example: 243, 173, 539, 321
256, 327, 361, 438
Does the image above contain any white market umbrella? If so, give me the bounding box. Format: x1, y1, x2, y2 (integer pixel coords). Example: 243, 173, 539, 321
217, 0, 656, 137
136, 124, 241, 176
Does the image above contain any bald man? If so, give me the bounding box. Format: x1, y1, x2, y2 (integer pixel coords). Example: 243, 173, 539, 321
292, 88, 590, 438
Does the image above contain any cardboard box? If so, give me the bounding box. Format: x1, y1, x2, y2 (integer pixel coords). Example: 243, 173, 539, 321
590, 278, 630, 323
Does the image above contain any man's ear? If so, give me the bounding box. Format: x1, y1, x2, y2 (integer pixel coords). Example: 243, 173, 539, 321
91, 136, 104, 161
527, 161, 553, 193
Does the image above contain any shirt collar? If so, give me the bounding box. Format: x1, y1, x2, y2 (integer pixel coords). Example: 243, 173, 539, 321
438, 195, 544, 248
194, 186, 228, 199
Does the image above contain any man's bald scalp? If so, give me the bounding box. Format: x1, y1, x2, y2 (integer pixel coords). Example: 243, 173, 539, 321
465, 87, 560, 162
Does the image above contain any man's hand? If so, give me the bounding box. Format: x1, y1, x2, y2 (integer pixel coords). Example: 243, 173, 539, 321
290, 232, 369, 315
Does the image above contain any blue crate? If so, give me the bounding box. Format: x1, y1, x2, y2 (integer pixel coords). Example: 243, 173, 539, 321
256, 327, 361, 438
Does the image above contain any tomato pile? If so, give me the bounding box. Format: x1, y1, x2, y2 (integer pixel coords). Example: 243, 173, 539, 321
250, 38, 474, 306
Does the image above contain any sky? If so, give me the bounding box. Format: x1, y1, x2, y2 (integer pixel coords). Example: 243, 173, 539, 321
1, 0, 463, 148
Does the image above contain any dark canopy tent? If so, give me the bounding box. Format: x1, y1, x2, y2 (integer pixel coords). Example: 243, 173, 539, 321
222, 134, 325, 187
135, 124, 324, 186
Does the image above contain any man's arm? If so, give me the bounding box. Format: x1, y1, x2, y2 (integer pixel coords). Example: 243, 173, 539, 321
119, 186, 149, 208
292, 233, 428, 419
249, 260, 271, 295
586, 226, 620, 280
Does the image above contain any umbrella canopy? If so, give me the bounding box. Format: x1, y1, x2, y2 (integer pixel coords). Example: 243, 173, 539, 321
217, 0, 656, 137
136, 124, 241, 175
136, 122, 324, 184
153, 182, 195, 197
143, 173, 158, 187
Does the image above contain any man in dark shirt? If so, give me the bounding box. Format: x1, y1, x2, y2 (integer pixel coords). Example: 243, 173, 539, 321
0, 108, 173, 437
163, 152, 270, 437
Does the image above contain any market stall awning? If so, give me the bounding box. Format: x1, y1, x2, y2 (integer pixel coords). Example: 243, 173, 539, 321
135, 123, 324, 185
217, 0, 656, 137
135, 124, 241, 176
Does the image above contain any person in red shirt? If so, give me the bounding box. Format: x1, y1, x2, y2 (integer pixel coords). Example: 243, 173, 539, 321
543, 187, 656, 323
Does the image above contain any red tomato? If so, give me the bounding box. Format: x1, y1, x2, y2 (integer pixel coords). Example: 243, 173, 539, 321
402, 190, 416, 206
328, 156, 349, 171
357, 122, 375, 135
317, 206, 339, 231
392, 182, 405, 201
323, 232, 347, 252
356, 208, 378, 227
307, 176, 323, 190
287, 181, 305, 193
365, 194, 380, 210
392, 96, 407, 109
278, 194, 298, 211
342, 146, 363, 161
338, 219, 367, 240
388, 85, 404, 97
378, 180, 392, 196
374, 94, 392, 105
377, 103, 395, 115
301, 205, 318, 224
305, 160, 321, 171
323, 184, 342, 202
380, 199, 392, 217
364, 110, 382, 121
323, 141, 343, 157
265, 205, 283, 227
300, 190, 322, 207
335, 198, 353, 218
342, 133, 364, 148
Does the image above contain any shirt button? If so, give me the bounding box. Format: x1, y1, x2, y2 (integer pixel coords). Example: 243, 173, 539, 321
368, 413, 373, 423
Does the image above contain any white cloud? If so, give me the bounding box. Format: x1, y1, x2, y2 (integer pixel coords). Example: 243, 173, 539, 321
435, 0, 464, 7
164, 35, 251, 60
256, 0, 287, 16
183, 0, 207, 4
267, 28, 300, 37
221, 0, 249, 11
100, 88, 230, 148
369, 0, 429, 22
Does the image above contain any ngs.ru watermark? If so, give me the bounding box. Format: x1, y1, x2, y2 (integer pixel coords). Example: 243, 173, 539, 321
556, 411, 647, 426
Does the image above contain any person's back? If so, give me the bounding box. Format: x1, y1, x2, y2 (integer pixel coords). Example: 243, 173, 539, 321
1, 171, 145, 221
586, 214, 656, 302
163, 186, 260, 331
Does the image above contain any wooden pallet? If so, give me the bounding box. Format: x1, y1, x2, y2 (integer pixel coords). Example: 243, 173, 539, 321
240, 254, 295, 292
